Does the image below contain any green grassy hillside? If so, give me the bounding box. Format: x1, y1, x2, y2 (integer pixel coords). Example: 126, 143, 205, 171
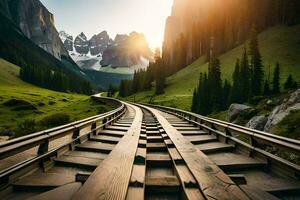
0, 59, 113, 139
125, 25, 300, 110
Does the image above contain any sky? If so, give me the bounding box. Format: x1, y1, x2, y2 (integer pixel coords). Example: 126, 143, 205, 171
41, 0, 173, 49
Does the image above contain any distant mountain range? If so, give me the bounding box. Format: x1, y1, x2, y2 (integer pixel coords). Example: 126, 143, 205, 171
59, 31, 153, 71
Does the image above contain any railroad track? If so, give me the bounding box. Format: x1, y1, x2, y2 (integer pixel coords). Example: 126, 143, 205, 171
0, 97, 299, 200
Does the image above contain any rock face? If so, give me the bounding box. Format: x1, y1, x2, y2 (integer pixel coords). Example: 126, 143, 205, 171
246, 116, 268, 131
89, 31, 112, 56
74, 32, 89, 54
0, 0, 68, 60
60, 31, 113, 56
59, 31, 113, 70
59, 31, 73, 51
101, 32, 153, 67
228, 104, 256, 123
264, 89, 300, 131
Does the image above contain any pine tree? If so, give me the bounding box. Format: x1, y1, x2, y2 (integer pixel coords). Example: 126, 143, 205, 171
239, 47, 251, 102
293, 82, 298, 89
263, 80, 271, 96
209, 58, 223, 111
272, 63, 280, 94
207, 36, 223, 111
191, 88, 198, 113
155, 58, 166, 95
249, 26, 264, 97
201, 73, 212, 115
230, 59, 242, 103
222, 80, 232, 109
119, 80, 126, 97
284, 74, 298, 90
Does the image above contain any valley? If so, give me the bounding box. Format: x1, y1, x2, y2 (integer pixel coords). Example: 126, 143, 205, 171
0, 0, 300, 199
0, 59, 113, 140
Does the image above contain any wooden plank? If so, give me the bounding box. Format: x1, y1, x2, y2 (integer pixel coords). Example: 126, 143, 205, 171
185, 135, 217, 144
175, 164, 197, 187
176, 127, 200, 131
130, 164, 145, 186
126, 187, 144, 200
146, 153, 172, 166
240, 185, 280, 200
0, 135, 49, 159
13, 173, 75, 190
194, 142, 235, 154
168, 148, 183, 162
184, 188, 205, 200
98, 130, 125, 137
145, 176, 180, 192
115, 121, 132, 125
146, 143, 167, 152
143, 105, 250, 200
208, 152, 267, 171
106, 125, 129, 132
72, 103, 143, 200
112, 123, 131, 127
180, 130, 208, 136
147, 136, 163, 143
90, 135, 121, 144
172, 124, 195, 127
232, 169, 300, 194
54, 155, 101, 169
146, 127, 158, 131
29, 182, 82, 200
76, 141, 114, 153
63, 150, 107, 160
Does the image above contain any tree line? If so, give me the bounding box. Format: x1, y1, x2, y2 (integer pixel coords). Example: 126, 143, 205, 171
162, 0, 300, 77
191, 27, 298, 115
118, 49, 166, 97
19, 62, 92, 94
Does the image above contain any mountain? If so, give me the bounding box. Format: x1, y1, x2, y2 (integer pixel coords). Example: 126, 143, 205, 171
89, 31, 112, 56
59, 31, 153, 70
59, 31, 112, 70
163, 0, 300, 74
101, 32, 153, 68
74, 32, 89, 54
0, 0, 95, 93
0, 0, 68, 60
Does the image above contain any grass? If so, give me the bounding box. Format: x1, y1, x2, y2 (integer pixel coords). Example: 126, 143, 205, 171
274, 110, 300, 140
0, 59, 113, 139
124, 25, 300, 111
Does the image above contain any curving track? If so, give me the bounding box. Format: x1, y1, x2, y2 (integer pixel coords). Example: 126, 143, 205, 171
0, 97, 299, 200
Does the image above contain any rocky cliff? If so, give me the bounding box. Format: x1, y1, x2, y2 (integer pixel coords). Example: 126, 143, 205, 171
0, 0, 68, 60
89, 31, 112, 56
101, 32, 153, 67
59, 31, 113, 70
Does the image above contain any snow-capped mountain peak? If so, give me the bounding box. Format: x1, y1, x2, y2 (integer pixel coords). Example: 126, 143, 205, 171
59, 30, 153, 71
